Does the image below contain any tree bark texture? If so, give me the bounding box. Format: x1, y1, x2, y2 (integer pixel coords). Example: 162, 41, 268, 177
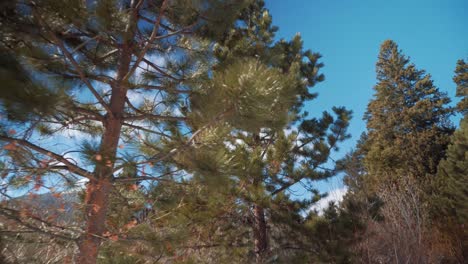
253, 204, 268, 263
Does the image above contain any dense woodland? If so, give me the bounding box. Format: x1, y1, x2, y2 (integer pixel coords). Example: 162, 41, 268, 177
0, 0, 466, 263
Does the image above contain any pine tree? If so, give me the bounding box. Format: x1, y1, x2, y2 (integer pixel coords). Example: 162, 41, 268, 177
171, 2, 351, 262
454, 59, 468, 114
429, 59, 468, 262
336, 40, 456, 262
432, 58, 467, 224
0, 0, 299, 263
109, 2, 351, 263
363, 40, 454, 188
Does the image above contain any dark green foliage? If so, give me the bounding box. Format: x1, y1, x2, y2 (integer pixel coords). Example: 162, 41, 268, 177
454, 59, 468, 114
432, 117, 468, 223
363, 40, 454, 186
335, 40, 459, 263
431, 58, 468, 225
0, 52, 69, 122
304, 203, 362, 264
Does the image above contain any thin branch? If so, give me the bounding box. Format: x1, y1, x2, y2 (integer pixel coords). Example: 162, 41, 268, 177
0, 135, 93, 179
123, 113, 186, 122
0, 207, 77, 241
141, 57, 182, 81
124, 0, 169, 81
34, 13, 114, 117
72, 107, 105, 122
122, 122, 173, 138
114, 169, 183, 183
133, 84, 191, 94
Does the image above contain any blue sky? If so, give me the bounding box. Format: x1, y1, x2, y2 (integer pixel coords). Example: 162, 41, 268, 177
266, 0, 468, 193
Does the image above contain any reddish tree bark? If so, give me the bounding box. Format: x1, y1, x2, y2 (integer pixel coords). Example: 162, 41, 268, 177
76, 11, 135, 260
76, 93, 127, 263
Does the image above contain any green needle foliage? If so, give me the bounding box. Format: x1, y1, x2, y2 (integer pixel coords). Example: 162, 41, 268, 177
335, 40, 459, 263
454, 59, 468, 114
1, 0, 301, 262
105, 1, 351, 263
428, 59, 468, 261
363, 40, 454, 188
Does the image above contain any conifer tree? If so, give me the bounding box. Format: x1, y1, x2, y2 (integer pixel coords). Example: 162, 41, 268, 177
208, 3, 351, 262
429, 59, 468, 262
336, 40, 456, 262
0, 1, 299, 263
454, 59, 468, 114
432, 58, 467, 224
363, 40, 453, 188
164, 2, 351, 262
108, 2, 351, 263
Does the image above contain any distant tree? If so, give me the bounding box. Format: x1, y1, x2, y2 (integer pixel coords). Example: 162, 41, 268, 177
336, 40, 456, 263
363, 40, 454, 189
429, 59, 468, 262
453, 59, 468, 114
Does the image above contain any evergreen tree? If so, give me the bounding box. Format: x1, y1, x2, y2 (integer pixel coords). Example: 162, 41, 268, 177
363, 40, 453, 188
0, 0, 298, 263
429, 59, 468, 262
336, 40, 456, 263
110, 2, 351, 263
176, 2, 351, 263
432, 58, 468, 224
454, 59, 468, 114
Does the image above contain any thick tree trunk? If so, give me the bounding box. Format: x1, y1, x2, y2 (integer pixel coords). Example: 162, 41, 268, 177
253, 204, 268, 263
75, 1, 140, 261
77, 178, 112, 264
76, 40, 133, 264
77, 107, 126, 264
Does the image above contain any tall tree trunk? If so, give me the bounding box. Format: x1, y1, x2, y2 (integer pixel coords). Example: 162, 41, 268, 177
76, 34, 135, 264
77, 178, 113, 264
251, 133, 268, 263
253, 203, 268, 263
76, 1, 140, 262
76, 92, 127, 263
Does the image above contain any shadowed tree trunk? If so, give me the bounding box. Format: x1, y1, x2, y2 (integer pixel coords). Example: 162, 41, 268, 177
253, 203, 268, 263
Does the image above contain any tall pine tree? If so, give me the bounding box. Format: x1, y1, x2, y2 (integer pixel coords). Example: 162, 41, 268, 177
111, 2, 351, 263
430, 58, 468, 262
363, 40, 453, 188
171, 2, 351, 262
0, 0, 300, 263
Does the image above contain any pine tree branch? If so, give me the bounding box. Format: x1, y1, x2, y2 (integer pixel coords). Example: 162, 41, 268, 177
272, 124, 345, 195
0, 207, 78, 241
132, 84, 191, 94
0, 136, 93, 179
123, 114, 186, 122
122, 122, 173, 138
124, 0, 169, 82
140, 57, 183, 81
34, 13, 114, 118
144, 108, 234, 165
72, 107, 105, 122
114, 169, 183, 183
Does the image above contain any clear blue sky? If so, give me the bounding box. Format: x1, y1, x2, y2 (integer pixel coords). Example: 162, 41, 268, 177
266, 0, 468, 192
